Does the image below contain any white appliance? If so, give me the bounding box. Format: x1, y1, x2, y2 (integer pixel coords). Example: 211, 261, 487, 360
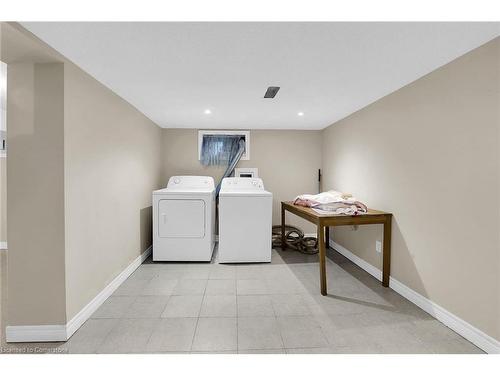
218, 177, 273, 263
153, 176, 215, 261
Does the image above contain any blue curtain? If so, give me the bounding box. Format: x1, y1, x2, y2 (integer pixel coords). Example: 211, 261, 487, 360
215, 138, 246, 196
200, 135, 246, 197
200, 135, 245, 166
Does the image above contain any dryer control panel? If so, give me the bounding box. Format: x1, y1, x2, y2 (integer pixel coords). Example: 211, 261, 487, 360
167, 176, 215, 190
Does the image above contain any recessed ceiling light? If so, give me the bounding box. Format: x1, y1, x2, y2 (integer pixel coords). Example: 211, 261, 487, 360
298, 112, 304, 116
204, 109, 212, 115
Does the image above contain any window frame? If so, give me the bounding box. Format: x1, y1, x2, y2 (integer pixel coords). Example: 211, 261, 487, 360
198, 130, 250, 161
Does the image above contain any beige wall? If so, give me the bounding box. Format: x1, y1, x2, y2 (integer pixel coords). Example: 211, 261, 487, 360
1, 61, 6, 243
322, 38, 500, 340
0, 158, 5, 242
7, 62, 67, 325
162, 129, 322, 233
63, 63, 162, 321
2, 22, 163, 328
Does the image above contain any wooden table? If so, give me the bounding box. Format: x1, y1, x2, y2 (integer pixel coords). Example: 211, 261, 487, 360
281, 201, 392, 296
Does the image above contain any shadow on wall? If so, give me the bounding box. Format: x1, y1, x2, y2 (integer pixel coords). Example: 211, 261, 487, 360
332, 217, 428, 299
140, 206, 153, 252
390, 218, 428, 297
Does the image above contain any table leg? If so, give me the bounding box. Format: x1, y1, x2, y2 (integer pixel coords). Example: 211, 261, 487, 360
325, 226, 330, 249
382, 215, 392, 287
317, 224, 327, 295
281, 204, 286, 250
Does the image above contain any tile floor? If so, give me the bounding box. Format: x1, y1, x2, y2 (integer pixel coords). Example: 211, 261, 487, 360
0, 247, 483, 354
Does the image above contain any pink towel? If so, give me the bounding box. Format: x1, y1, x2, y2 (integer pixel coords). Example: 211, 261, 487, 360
294, 191, 367, 215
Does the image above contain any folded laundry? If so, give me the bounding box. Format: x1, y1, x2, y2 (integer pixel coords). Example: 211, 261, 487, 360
294, 190, 368, 215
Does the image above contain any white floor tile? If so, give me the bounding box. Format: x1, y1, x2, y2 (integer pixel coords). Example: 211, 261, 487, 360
209, 266, 237, 280
123, 296, 170, 318
237, 317, 283, 350
237, 295, 275, 317
200, 295, 237, 317
205, 279, 236, 295
147, 318, 197, 352
236, 265, 266, 280
181, 268, 211, 280
141, 277, 178, 295
96, 318, 158, 353
161, 295, 203, 318
192, 317, 237, 352
172, 279, 207, 295
113, 278, 149, 296
277, 316, 329, 349
64, 319, 118, 353
92, 296, 136, 319
270, 294, 312, 316
239, 349, 286, 354
237, 279, 268, 295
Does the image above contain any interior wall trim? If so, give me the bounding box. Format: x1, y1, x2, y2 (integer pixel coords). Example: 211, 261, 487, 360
65, 245, 152, 339
5, 325, 67, 343
329, 239, 500, 354
5, 246, 152, 343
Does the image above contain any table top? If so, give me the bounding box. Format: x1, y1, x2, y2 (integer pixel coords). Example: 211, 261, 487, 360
282, 201, 391, 224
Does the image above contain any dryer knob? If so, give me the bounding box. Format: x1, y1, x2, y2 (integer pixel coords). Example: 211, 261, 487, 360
174, 178, 180, 184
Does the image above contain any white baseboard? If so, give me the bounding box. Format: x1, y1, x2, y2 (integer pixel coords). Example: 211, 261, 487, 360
329, 239, 500, 354
329, 239, 382, 280
6, 246, 152, 343
5, 325, 67, 343
389, 274, 500, 354
65, 245, 152, 339
0, 241, 7, 250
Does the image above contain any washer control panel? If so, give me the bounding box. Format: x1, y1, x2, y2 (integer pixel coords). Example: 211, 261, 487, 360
221, 177, 264, 190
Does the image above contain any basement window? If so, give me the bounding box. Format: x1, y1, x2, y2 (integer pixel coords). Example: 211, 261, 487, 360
198, 130, 250, 165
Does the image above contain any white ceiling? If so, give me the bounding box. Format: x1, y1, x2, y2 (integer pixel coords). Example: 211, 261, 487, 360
21, 22, 500, 130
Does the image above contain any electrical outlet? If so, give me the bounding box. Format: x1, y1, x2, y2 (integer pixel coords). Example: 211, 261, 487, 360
375, 240, 382, 253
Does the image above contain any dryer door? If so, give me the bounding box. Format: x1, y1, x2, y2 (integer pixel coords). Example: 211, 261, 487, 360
158, 199, 206, 238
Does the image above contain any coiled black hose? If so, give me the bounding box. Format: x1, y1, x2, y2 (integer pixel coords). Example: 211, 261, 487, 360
271, 225, 318, 255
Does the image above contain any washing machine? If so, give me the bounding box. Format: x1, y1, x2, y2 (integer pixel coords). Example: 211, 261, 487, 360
153, 176, 215, 261
218, 177, 273, 263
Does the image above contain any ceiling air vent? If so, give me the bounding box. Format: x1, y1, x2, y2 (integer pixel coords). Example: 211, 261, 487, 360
264, 86, 280, 98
